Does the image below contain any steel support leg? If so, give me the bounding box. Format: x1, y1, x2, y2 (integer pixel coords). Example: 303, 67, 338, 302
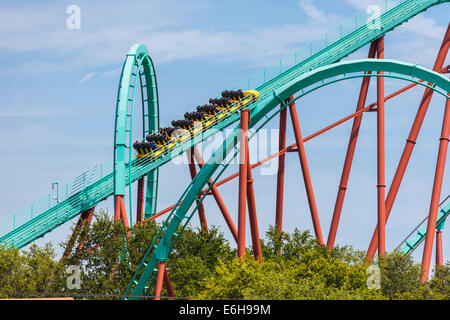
327, 41, 377, 250
288, 96, 324, 245
74, 208, 94, 259
246, 144, 262, 263
275, 101, 288, 238
367, 24, 450, 260
187, 148, 208, 231
421, 97, 450, 281
164, 269, 175, 299
154, 261, 166, 300
114, 195, 122, 222
436, 230, 443, 267
119, 196, 130, 228
192, 147, 238, 242
63, 207, 95, 258
376, 36, 386, 257
136, 177, 145, 224
238, 110, 250, 258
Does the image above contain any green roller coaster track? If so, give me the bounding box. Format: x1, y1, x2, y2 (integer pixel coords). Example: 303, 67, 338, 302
123, 59, 450, 299
0, 0, 448, 298
397, 195, 450, 254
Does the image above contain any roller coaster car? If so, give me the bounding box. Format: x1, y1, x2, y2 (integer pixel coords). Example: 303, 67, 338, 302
184, 110, 216, 130
197, 104, 227, 123
241, 90, 260, 106
171, 120, 194, 143
145, 133, 172, 158
183, 112, 205, 136
222, 89, 260, 111
133, 140, 156, 158
158, 127, 178, 150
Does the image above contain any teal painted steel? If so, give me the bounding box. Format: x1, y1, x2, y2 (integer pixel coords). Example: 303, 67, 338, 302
113, 44, 160, 222
0, 0, 447, 264
398, 195, 450, 254
124, 59, 450, 299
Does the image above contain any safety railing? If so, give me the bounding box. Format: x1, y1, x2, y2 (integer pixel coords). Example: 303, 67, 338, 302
0, 0, 442, 245
0, 159, 114, 238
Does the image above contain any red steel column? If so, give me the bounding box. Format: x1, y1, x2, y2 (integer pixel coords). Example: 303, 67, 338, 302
327, 41, 377, 250
238, 110, 250, 258
187, 148, 208, 231
114, 195, 129, 228
367, 24, 450, 260
136, 177, 145, 224
114, 195, 122, 222
275, 101, 288, 237
246, 144, 262, 263
288, 96, 324, 245
154, 261, 166, 300
63, 207, 95, 258
119, 196, 130, 228
75, 208, 95, 257
376, 36, 386, 257
436, 230, 443, 267
192, 147, 238, 242
164, 269, 175, 298
421, 97, 450, 281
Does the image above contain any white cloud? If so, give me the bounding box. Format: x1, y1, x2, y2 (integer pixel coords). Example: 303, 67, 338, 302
77, 71, 98, 85
397, 14, 447, 40
299, 0, 327, 23
345, 0, 382, 11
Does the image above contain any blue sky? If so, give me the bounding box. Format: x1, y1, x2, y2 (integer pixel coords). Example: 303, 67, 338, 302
0, 0, 449, 265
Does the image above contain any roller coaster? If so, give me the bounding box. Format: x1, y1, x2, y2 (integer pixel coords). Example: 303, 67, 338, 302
0, 0, 449, 300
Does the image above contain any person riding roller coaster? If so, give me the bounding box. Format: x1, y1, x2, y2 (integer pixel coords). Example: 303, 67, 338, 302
133, 88, 260, 159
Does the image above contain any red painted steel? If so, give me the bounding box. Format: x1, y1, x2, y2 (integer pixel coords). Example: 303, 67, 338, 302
192, 147, 238, 242
275, 101, 288, 238
63, 207, 95, 258
367, 25, 450, 260
238, 110, 250, 258
144, 76, 449, 229
114, 195, 122, 222
119, 196, 130, 228
164, 269, 175, 298
154, 262, 166, 300
187, 148, 208, 230
421, 97, 450, 281
136, 177, 145, 224
327, 41, 377, 250
246, 143, 262, 263
436, 230, 443, 267
288, 96, 324, 245
376, 36, 386, 257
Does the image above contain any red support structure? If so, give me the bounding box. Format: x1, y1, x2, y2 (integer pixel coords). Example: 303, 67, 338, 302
114, 195, 122, 222
187, 148, 208, 231
63, 207, 95, 258
366, 25, 450, 260
376, 36, 386, 257
74, 209, 94, 258
192, 147, 238, 243
246, 144, 262, 263
436, 230, 443, 267
154, 261, 166, 300
144, 76, 450, 230
421, 97, 450, 281
288, 96, 324, 245
164, 269, 175, 299
275, 100, 288, 238
238, 109, 250, 259
327, 41, 377, 250
136, 177, 145, 224
119, 196, 130, 228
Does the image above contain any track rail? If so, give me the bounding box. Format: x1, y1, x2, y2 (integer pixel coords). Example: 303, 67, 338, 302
0, 0, 448, 257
